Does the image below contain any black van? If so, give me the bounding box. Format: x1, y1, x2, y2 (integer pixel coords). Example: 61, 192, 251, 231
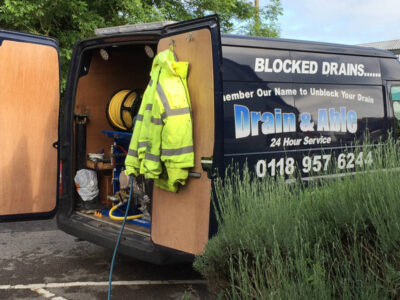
1, 15, 400, 264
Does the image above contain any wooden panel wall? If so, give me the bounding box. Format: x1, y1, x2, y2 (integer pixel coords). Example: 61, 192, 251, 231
0, 41, 59, 216
74, 47, 152, 157
152, 29, 214, 255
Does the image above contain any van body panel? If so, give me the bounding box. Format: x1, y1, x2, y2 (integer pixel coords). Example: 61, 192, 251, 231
222, 46, 383, 85
380, 59, 400, 80
221, 41, 393, 181
0, 31, 60, 220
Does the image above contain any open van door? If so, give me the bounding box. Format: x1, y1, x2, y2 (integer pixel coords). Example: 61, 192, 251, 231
0, 30, 60, 220
151, 16, 223, 255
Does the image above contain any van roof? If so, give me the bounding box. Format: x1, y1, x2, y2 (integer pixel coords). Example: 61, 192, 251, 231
221, 34, 396, 59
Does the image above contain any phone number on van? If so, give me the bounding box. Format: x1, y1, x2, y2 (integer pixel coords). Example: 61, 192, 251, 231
255, 151, 373, 177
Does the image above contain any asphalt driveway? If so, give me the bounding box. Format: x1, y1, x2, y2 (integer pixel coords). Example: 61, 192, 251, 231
0, 218, 210, 299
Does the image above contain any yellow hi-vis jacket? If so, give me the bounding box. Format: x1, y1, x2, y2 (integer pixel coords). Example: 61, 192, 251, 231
125, 48, 194, 192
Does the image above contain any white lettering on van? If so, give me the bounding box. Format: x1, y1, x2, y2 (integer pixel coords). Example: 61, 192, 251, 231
223, 90, 254, 102
255, 58, 373, 78
322, 62, 366, 76
254, 58, 319, 74
254, 58, 265, 72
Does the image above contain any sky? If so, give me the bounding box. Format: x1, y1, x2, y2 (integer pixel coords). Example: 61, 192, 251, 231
265, 0, 400, 45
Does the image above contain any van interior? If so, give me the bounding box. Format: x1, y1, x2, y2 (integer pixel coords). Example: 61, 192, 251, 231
72, 29, 215, 255
73, 41, 154, 234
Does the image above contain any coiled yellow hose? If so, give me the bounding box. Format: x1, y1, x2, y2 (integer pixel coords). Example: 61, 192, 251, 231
107, 90, 139, 131
109, 201, 144, 221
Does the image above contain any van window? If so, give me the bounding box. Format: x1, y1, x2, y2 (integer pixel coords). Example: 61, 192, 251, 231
392, 86, 400, 120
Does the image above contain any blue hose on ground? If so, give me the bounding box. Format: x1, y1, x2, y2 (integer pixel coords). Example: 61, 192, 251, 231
108, 175, 134, 300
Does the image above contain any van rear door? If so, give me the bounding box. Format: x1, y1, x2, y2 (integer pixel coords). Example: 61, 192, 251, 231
0, 30, 60, 220
151, 16, 223, 255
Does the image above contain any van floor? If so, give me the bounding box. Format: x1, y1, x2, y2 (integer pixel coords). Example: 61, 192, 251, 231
75, 211, 151, 236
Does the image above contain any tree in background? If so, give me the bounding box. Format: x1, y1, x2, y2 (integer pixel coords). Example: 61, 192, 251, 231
251, 0, 282, 37
0, 0, 282, 90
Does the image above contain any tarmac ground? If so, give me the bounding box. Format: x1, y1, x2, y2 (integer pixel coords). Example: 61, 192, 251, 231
0, 218, 211, 300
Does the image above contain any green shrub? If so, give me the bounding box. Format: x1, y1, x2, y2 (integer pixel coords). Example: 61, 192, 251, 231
194, 138, 400, 299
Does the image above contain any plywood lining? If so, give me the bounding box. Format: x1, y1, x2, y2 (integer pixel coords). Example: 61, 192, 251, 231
0, 40, 59, 216
152, 29, 214, 255
74, 46, 153, 158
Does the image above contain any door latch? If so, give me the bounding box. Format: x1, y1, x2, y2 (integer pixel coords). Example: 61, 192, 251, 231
201, 157, 216, 179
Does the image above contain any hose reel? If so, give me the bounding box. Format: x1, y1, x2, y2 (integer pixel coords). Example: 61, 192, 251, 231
106, 89, 142, 132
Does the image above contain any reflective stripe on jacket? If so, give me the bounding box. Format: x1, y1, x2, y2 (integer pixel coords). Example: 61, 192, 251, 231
125, 48, 194, 192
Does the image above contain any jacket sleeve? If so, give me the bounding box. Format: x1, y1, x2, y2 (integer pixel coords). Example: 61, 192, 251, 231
125, 80, 155, 176
141, 83, 164, 179
125, 106, 144, 176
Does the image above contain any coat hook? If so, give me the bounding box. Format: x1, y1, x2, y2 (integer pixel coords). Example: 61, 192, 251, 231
169, 39, 176, 48
186, 33, 194, 42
